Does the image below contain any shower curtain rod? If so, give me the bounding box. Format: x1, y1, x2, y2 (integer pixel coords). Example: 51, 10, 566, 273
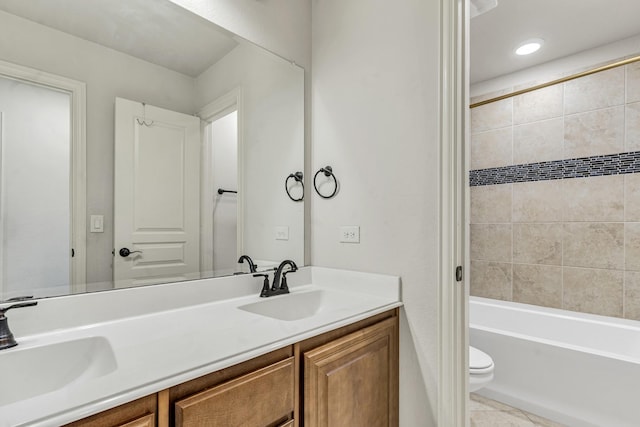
470, 54, 640, 109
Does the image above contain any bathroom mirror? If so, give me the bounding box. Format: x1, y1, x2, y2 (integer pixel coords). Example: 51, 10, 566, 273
0, 0, 304, 300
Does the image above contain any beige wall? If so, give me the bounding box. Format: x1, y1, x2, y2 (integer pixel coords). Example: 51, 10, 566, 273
470, 60, 640, 320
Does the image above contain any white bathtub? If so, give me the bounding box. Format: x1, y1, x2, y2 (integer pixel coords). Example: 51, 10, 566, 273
470, 296, 640, 427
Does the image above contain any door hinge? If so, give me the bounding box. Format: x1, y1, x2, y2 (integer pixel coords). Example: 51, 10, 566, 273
455, 266, 463, 282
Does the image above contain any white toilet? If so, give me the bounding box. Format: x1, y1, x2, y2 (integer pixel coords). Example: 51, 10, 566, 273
469, 346, 494, 392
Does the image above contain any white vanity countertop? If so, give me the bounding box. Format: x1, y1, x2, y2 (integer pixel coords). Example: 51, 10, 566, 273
0, 267, 401, 427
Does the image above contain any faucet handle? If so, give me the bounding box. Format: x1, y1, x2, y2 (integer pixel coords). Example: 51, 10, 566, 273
253, 273, 271, 297
280, 270, 295, 291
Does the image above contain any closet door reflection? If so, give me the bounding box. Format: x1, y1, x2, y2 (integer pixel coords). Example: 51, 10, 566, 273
0, 76, 71, 297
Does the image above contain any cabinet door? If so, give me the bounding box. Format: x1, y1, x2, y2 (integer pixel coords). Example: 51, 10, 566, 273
304, 317, 398, 427
175, 357, 295, 427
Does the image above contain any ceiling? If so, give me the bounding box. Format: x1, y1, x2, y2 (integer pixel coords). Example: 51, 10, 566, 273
471, 0, 640, 84
0, 0, 238, 77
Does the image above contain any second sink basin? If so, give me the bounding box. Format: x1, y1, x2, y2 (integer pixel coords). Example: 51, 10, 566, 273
238, 290, 331, 321
0, 336, 117, 406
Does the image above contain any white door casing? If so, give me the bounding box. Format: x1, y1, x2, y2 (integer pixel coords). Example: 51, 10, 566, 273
439, 0, 468, 426
114, 98, 201, 288
199, 88, 244, 273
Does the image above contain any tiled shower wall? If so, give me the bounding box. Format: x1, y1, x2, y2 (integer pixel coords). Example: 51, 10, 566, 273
470, 60, 640, 320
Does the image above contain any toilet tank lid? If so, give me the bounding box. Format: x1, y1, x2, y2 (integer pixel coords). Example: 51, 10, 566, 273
470, 346, 493, 369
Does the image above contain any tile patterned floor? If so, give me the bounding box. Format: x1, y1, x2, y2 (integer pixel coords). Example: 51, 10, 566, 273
470, 393, 568, 427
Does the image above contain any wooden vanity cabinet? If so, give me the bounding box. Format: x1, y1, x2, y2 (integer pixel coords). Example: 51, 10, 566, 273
65, 309, 398, 427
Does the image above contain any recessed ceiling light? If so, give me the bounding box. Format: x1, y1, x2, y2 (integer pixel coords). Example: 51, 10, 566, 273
515, 39, 544, 56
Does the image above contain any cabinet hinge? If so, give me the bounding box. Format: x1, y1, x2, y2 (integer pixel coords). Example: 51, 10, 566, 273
455, 266, 463, 282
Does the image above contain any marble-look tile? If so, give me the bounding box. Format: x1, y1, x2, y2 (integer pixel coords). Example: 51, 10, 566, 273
563, 223, 624, 269
470, 394, 514, 412
513, 118, 563, 165
514, 84, 563, 125
512, 181, 563, 223
624, 223, 640, 271
471, 98, 513, 133
524, 412, 569, 427
564, 106, 624, 158
513, 264, 562, 308
470, 261, 512, 301
626, 102, 640, 152
627, 61, 640, 104
513, 224, 562, 265
471, 224, 512, 262
562, 175, 624, 222
470, 394, 568, 427
471, 184, 512, 224
564, 67, 624, 115
471, 128, 513, 170
624, 174, 640, 221
563, 267, 623, 317
471, 410, 536, 427
624, 271, 640, 321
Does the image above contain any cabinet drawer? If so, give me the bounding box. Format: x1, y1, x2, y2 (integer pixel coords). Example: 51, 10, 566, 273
175, 357, 295, 427
63, 394, 157, 427
118, 414, 155, 427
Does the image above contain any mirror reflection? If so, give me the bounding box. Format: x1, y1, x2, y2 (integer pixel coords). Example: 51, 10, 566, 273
0, 0, 305, 300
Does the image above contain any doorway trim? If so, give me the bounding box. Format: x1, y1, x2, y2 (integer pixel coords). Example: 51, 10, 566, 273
438, 0, 468, 425
0, 59, 86, 294
198, 87, 245, 271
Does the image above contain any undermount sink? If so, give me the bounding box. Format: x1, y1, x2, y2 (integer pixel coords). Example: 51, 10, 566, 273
0, 336, 117, 406
238, 290, 332, 321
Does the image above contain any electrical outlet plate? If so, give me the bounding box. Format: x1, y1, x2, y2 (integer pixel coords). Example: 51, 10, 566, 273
340, 226, 360, 243
275, 226, 289, 241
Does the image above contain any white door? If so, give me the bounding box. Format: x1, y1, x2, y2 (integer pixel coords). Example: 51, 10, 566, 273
114, 98, 200, 288
0, 76, 72, 297
201, 110, 238, 275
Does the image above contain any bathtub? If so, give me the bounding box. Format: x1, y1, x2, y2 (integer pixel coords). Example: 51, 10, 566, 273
470, 296, 640, 427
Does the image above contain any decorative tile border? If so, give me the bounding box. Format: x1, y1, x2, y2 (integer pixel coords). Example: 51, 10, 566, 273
470, 151, 640, 186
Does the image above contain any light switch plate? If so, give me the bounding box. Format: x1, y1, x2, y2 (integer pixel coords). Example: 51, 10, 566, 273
275, 226, 289, 240
90, 215, 104, 233
340, 226, 360, 243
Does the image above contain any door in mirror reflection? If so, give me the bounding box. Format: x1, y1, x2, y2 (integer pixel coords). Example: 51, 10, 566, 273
208, 110, 238, 273
113, 98, 201, 288
0, 76, 72, 297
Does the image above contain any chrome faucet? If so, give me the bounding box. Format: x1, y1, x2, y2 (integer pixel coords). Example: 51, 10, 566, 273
237, 254, 258, 273
0, 296, 38, 350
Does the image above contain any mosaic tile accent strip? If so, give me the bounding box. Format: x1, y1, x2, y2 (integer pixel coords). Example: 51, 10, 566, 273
470, 151, 640, 186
